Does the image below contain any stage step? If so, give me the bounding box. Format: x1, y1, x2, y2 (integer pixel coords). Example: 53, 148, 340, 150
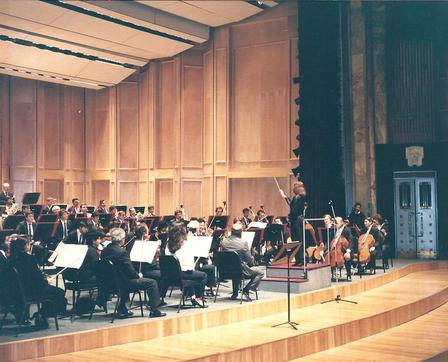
260, 263, 331, 293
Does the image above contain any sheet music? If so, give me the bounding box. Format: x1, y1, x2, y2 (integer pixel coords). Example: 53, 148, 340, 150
47, 241, 64, 264
248, 221, 268, 229
183, 236, 213, 258
130, 240, 158, 263
52, 244, 88, 269
241, 231, 256, 249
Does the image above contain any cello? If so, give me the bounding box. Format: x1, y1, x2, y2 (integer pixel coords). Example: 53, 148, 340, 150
358, 224, 375, 265
329, 226, 350, 269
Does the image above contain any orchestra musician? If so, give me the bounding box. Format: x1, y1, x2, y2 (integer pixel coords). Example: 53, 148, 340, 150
4, 197, 18, 216
147, 205, 156, 217
53, 209, 71, 247
41, 197, 56, 214
373, 213, 390, 268
64, 222, 90, 245
95, 200, 107, 214
67, 198, 81, 214
333, 217, 353, 281
114, 211, 129, 232
89, 211, 103, 231
255, 209, 267, 222
127, 208, 138, 232
362, 217, 382, 273
241, 208, 252, 229
101, 228, 166, 318
166, 223, 208, 308
0, 182, 15, 204
348, 202, 366, 232
221, 223, 264, 301
215, 206, 224, 216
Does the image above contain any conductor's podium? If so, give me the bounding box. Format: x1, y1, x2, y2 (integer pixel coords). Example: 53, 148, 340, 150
260, 262, 331, 293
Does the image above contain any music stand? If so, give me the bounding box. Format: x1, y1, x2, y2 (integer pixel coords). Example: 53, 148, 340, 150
207, 216, 228, 229
30, 204, 43, 218
99, 213, 113, 228
22, 192, 40, 205
2, 215, 25, 230
0, 229, 15, 243
162, 215, 176, 224
34, 221, 58, 245
86, 206, 95, 214
134, 206, 145, 214
37, 214, 58, 223
116, 205, 128, 213
272, 248, 299, 330
271, 242, 301, 265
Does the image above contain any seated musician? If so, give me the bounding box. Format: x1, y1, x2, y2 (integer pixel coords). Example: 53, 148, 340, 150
215, 206, 224, 216
127, 208, 138, 232
133, 224, 162, 285
166, 223, 208, 308
9, 236, 67, 322
15, 211, 36, 240
147, 205, 156, 217
95, 200, 107, 214
107, 205, 118, 228
67, 198, 81, 215
4, 197, 18, 216
64, 222, 90, 245
0, 182, 15, 204
197, 218, 207, 236
41, 197, 56, 214
241, 208, 252, 229
52, 209, 71, 248
255, 209, 268, 223
51, 205, 60, 216
174, 209, 184, 223
348, 202, 366, 232
362, 217, 382, 272
373, 214, 390, 268
89, 211, 103, 231
113, 211, 129, 232
333, 217, 353, 281
151, 222, 169, 255
221, 223, 264, 300
14, 205, 31, 216
101, 228, 166, 318
80, 204, 92, 218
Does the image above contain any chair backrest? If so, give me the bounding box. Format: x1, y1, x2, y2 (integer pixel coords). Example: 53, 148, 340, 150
159, 255, 183, 287
0, 265, 26, 307
96, 259, 117, 292
215, 251, 243, 278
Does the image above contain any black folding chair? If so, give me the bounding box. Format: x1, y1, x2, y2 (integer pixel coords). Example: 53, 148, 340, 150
0, 266, 59, 336
62, 268, 98, 321
97, 259, 146, 323
159, 255, 203, 313
214, 251, 258, 304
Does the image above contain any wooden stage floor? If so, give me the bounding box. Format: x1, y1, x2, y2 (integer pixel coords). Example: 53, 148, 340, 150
2, 260, 446, 362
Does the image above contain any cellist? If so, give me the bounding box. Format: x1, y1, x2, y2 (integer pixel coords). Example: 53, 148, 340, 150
361, 217, 382, 273
332, 217, 353, 281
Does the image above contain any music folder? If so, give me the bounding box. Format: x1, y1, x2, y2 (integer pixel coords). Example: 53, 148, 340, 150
50, 243, 88, 269
130, 240, 159, 263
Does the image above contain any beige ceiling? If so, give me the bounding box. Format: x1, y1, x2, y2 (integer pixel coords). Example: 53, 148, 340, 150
0, 0, 276, 89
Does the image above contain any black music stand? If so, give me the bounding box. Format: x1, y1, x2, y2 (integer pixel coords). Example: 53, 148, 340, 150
99, 213, 113, 228
116, 205, 128, 213
134, 206, 145, 214
37, 214, 58, 223
2, 215, 25, 230
207, 216, 228, 229
30, 204, 43, 218
22, 192, 40, 205
272, 248, 299, 330
162, 215, 176, 224
34, 222, 57, 245
86, 206, 95, 214
145, 217, 160, 232
0, 229, 15, 243
56, 204, 68, 210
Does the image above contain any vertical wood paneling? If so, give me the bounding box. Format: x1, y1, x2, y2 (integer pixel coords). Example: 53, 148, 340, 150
118, 82, 139, 169
156, 179, 174, 215
203, 51, 213, 165
182, 180, 202, 217
156, 61, 177, 169
0, 75, 10, 183
43, 179, 64, 201
215, 48, 228, 163
119, 182, 138, 205
94, 88, 113, 170
92, 180, 110, 205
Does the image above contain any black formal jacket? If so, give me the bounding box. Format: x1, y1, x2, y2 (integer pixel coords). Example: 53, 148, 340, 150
64, 229, 88, 245
53, 220, 72, 242
286, 195, 306, 222
101, 242, 138, 280
15, 221, 37, 238
0, 191, 15, 205
9, 252, 48, 298
63, 246, 99, 283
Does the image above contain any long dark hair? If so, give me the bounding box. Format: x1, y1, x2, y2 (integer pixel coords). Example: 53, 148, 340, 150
167, 223, 187, 254
9, 236, 28, 260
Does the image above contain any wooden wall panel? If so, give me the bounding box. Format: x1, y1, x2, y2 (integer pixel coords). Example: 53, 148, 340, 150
156, 179, 174, 215
93, 88, 113, 170
138, 71, 151, 171
63, 87, 85, 171
182, 180, 202, 217
156, 61, 177, 169
92, 180, 110, 206
182, 66, 203, 168
43, 179, 64, 201
215, 48, 228, 163
38, 83, 63, 170
72, 181, 85, 203
118, 82, 139, 169
118, 182, 138, 206
202, 176, 212, 216
203, 51, 213, 165
215, 176, 227, 212
229, 177, 289, 218
0, 75, 10, 184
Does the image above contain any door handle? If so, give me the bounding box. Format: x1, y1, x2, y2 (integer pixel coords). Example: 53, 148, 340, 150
418, 212, 424, 237
408, 212, 414, 237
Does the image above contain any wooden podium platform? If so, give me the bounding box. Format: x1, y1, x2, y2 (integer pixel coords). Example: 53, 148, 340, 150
2, 261, 448, 362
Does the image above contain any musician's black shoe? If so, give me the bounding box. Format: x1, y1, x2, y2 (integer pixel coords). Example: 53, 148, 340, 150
149, 309, 166, 318
191, 298, 208, 308
230, 294, 238, 300
116, 310, 133, 319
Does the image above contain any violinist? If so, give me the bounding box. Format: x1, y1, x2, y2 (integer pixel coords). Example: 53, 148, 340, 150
332, 217, 353, 281
67, 198, 81, 215
241, 208, 252, 229
174, 209, 185, 223
255, 209, 268, 223
127, 208, 138, 233
41, 197, 56, 214
53, 210, 71, 246
95, 200, 107, 214
89, 211, 103, 232
114, 211, 129, 232
215, 206, 224, 217
147, 205, 156, 217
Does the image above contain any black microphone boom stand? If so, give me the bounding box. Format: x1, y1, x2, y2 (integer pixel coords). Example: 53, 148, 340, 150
272, 248, 299, 330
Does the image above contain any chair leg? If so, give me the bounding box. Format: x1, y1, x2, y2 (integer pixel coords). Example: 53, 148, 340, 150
0, 311, 7, 331
240, 280, 245, 305
15, 307, 28, 337
138, 291, 144, 317
178, 289, 184, 313
214, 281, 220, 303
169, 286, 174, 297
129, 292, 136, 309
111, 293, 120, 323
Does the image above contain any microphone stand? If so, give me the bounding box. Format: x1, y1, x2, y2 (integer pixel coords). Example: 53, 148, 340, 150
321, 200, 357, 305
